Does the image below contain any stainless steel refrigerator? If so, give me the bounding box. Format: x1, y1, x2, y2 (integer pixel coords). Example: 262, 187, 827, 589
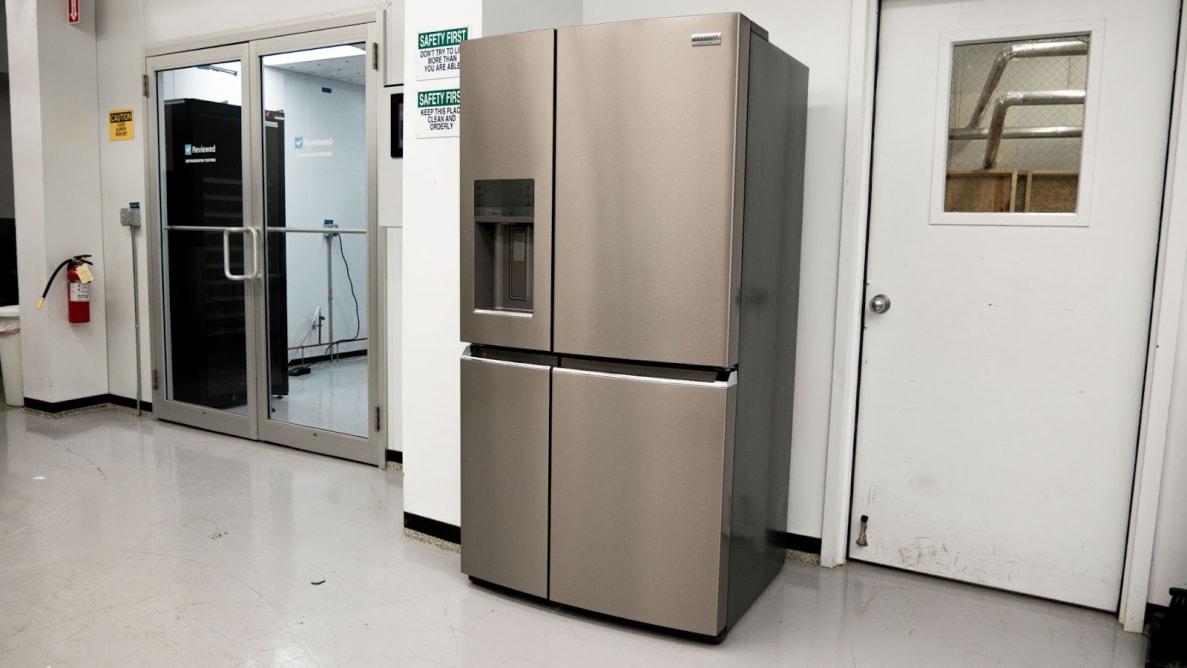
459, 13, 808, 639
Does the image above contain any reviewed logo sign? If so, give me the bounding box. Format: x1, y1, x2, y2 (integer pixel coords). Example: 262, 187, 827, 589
183, 143, 217, 164
294, 136, 334, 158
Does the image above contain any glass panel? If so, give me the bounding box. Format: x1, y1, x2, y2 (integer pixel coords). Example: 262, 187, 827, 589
944, 35, 1089, 213
157, 61, 250, 414
261, 44, 369, 437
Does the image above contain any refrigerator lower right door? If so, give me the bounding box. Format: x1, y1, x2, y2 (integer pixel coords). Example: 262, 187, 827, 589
549, 367, 736, 637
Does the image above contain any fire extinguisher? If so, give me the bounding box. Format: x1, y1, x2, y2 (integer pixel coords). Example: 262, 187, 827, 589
37, 254, 94, 324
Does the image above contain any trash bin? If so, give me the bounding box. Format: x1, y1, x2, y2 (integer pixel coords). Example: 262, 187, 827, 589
0, 305, 22, 407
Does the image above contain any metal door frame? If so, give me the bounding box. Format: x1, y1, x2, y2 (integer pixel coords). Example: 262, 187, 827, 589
145, 43, 258, 440
247, 24, 385, 465
820, 0, 1187, 632
144, 21, 385, 466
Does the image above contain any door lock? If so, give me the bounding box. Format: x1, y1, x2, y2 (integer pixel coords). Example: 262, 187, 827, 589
869, 294, 891, 314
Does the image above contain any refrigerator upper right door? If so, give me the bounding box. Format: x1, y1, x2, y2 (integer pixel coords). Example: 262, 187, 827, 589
554, 15, 751, 369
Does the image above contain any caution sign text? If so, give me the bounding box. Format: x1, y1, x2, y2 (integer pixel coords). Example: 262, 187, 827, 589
108, 108, 134, 142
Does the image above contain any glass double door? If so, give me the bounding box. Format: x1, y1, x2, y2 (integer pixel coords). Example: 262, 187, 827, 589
146, 26, 382, 465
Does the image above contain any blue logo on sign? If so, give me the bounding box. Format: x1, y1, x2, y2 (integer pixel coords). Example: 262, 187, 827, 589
184, 144, 193, 156
294, 137, 304, 149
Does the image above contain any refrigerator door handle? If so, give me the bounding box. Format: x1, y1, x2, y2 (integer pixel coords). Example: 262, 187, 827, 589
554, 366, 737, 389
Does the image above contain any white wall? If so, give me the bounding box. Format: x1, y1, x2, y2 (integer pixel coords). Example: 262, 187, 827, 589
262, 67, 369, 359
1150, 285, 1187, 606
399, 0, 841, 538
141, 1, 378, 45
9, 0, 110, 404
482, 0, 581, 37
400, 0, 482, 524
583, 0, 853, 539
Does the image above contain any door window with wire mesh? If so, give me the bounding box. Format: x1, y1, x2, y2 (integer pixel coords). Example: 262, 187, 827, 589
944, 35, 1089, 213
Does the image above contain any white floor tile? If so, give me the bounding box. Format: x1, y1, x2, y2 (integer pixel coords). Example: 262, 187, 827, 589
0, 409, 1146, 667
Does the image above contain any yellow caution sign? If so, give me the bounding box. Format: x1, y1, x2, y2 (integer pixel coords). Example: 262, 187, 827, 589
108, 108, 134, 141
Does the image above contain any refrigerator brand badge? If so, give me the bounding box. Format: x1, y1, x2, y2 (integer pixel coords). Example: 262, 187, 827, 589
691, 32, 723, 47
417, 27, 468, 81
416, 88, 461, 139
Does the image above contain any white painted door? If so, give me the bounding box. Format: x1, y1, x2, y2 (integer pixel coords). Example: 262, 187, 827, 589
852, 0, 1179, 610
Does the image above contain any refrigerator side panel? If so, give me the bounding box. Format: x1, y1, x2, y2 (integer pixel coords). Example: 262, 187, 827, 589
460, 355, 551, 597
550, 367, 734, 637
554, 15, 743, 368
460, 30, 555, 350
728, 36, 809, 627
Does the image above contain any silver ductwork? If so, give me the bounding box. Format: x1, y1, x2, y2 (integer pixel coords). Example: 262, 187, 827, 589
982, 90, 1086, 168
965, 39, 1089, 129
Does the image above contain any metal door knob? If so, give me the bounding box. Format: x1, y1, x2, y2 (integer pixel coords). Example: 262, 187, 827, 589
869, 294, 891, 314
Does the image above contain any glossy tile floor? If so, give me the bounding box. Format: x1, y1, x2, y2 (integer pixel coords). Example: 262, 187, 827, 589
270, 356, 368, 437
0, 409, 1147, 667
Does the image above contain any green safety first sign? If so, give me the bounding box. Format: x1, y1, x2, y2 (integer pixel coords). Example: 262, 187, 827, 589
416, 88, 461, 138
417, 27, 468, 80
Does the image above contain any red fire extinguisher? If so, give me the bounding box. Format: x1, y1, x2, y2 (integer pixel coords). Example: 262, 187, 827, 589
37, 254, 93, 324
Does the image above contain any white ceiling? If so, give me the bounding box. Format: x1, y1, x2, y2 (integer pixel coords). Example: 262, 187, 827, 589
267, 54, 365, 86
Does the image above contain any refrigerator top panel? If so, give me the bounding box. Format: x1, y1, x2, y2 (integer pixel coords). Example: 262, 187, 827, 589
553, 14, 752, 369
460, 29, 555, 351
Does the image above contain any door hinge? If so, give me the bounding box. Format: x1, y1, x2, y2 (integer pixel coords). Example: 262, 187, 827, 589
372, 43, 380, 71
151, 369, 159, 390
142, 74, 149, 98
375, 406, 382, 431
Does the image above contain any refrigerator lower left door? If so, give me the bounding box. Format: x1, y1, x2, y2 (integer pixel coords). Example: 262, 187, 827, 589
460, 355, 551, 597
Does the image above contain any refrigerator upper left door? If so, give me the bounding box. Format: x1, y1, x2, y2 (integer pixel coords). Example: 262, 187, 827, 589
460, 30, 555, 351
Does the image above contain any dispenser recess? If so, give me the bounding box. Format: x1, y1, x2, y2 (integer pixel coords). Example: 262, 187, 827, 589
474, 179, 534, 313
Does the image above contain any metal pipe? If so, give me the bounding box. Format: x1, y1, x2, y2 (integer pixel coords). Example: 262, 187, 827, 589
949, 125, 1082, 141
965, 39, 1089, 128
130, 225, 142, 417
326, 232, 335, 362
265, 227, 366, 235
983, 90, 1086, 168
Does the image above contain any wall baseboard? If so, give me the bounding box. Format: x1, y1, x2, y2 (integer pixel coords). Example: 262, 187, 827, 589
23, 393, 151, 415
772, 531, 823, 555
386, 449, 402, 464
404, 512, 460, 545
399, 513, 822, 557
108, 395, 153, 413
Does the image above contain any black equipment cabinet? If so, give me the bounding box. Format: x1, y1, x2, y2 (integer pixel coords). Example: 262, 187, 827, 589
162, 98, 288, 409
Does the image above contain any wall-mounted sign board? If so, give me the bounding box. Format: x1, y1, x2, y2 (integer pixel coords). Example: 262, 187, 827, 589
108, 108, 134, 141
417, 27, 468, 80
415, 88, 460, 138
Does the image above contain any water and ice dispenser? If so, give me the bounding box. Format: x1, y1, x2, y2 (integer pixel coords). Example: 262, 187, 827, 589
473, 179, 534, 313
